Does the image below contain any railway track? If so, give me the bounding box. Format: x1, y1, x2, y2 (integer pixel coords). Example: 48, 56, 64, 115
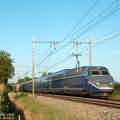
31, 92, 120, 109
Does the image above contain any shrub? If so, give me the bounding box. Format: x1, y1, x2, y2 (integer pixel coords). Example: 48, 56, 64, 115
110, 82, 120, 98
14, 93, 27, 99
0, 89, 10, 114
114, 82, 120, 91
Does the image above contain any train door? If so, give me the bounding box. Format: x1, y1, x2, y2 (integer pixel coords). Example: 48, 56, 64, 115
82, 76, 88, 89
47, 78, 51, 93
82, 76, 89, 96
48, 78, 51, 90
82, 77, 85, 89
64, 79, 67, 88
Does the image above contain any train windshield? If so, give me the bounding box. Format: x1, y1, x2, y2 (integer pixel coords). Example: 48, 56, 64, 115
89, 70, 109, 75
101, 71, 109, 75
91, 71, 100, 75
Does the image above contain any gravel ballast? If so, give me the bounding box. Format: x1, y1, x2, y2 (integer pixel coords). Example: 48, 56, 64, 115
30, 94, 120, 120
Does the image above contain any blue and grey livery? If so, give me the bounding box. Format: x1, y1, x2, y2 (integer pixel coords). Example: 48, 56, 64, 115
19, 66, 114, 97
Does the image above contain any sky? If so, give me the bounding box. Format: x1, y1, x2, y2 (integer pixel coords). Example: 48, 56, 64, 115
0, 0, 120, 83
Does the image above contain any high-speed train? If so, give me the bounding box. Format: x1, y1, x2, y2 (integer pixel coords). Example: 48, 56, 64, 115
19, 66, 114, 97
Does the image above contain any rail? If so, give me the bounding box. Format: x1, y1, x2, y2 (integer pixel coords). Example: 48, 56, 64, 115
36, 93, 120, 109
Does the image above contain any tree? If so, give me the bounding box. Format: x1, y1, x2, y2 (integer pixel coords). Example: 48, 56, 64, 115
18, 76, 31, 84
0, 50, 14, 85
41, 72, 52, 77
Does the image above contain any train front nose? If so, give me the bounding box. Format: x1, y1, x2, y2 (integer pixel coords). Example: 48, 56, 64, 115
88, 67, 114, 97
89, 76, 114, 97
94, 80, 114, 89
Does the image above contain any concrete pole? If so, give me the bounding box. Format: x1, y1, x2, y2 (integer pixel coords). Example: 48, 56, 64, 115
32, 35, 35, 96
89, 36, 92, 66
17, 65, 19, 92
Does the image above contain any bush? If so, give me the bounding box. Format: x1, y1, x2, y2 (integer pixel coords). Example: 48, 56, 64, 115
14, 93, 27, 99
110, 82, 120, 98
6, 84, 13, 92
114, 82, 120, 91
0, 89, 10, 114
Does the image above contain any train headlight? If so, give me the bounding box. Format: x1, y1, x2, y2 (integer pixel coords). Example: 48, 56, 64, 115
110, 82, 113, 85
96, 82, 99, 85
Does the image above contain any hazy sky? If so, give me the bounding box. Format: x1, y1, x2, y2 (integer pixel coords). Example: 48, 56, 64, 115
0, 0, 120, 83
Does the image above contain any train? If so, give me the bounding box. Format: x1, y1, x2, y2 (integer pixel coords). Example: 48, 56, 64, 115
19, 66, 114, 98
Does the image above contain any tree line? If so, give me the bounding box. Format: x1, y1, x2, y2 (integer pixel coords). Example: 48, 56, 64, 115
0, 50, 14, 115
0, 50, 14, 85
18, 72, 52, 84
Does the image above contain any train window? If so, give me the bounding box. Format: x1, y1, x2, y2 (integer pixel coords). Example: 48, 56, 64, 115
91, 71, 100, 75
51, 74, 63, 80
102, 71, 109, 75
41, 76, 49, 81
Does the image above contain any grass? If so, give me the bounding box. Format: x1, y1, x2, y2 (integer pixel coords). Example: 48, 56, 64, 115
110, 89, 120, 99
12, 93, 86, 120
14, 92, 27, 99
11, 83, 120, 120
110, 82, 120, 99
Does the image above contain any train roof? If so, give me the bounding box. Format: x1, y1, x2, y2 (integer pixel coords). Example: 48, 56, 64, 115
70, 66, 108, 72
85, 66, 108, 69
19, 66, 108, 85
51, 69, 70, 74
72, 66, 108, 69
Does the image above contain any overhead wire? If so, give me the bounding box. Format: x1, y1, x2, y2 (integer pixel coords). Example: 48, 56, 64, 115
35, 46, 74, 75
35, 43, 52, 67
24, 26, 120, 78
23, 37, 53, 76
78, 28, 120, 54
54, 0, 120, 53
39, 28, 120, 74
35, 0, 120, 69
77, 28, 120, 53
33, 0, 100, 68
67, 0, 119, 39
54, 0, 100, 48
22, 0, 120, 78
